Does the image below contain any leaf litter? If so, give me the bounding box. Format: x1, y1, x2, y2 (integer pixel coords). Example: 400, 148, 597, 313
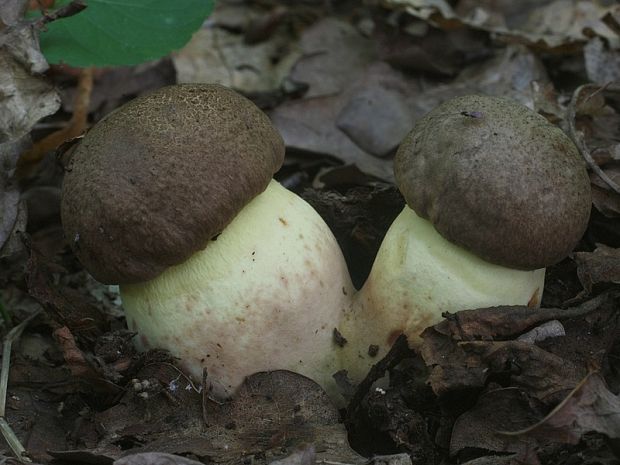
2, 0, 620, 464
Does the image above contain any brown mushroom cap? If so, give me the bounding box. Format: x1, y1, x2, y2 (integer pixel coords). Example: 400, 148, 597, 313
61, 84, 284, 284
394, 94, 591, 270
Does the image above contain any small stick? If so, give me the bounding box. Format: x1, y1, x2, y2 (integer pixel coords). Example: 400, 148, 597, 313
0, 309, 42, 463
32, 0, 86, 30
17, 66, 93, 178
0, 0, 86, 45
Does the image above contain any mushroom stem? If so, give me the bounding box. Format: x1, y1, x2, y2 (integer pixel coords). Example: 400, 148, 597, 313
120, 180, 355, 401
338, 206, 545, 385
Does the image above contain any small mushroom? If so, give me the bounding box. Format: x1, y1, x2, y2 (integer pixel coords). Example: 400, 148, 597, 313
338, 95, 592, 384
61, 84, 355, 400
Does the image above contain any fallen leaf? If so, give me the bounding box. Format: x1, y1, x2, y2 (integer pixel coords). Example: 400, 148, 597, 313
173, 2, 299, 96
0, 139, 22, 251
420, 293, 620, 403
0, 41, 59, 143
384, 0, 617, 52
591, 166, 620, 218
335, 84, 414, 157
584, 37, 620, 85
450, 387, 544, 457
205, 370, 363, 464
271, 19, 400, 181
0, 2, 60, 251
115, 452, 205, 465
269, 445, 316, 465
25, 242, 110, 345
574, 244, 620, 292
504, 372, 620, 444
460, 340, 585, 403
89, 366, 363, 465
459, 456, 524, 465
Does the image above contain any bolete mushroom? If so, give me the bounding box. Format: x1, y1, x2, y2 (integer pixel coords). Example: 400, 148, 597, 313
338, 95, 592, 384
61, 84, 355, 400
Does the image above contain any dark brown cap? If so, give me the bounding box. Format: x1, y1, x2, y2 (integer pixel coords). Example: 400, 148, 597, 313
61, 84, 284, 284
394, 94, 591, 270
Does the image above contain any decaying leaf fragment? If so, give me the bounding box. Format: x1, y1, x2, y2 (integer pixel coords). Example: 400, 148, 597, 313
384, 0, 617, 52
85, 367, 363, 465
0, 0, 60, 252
115, 452, 205, 465
574, 244, 620, 292
450, 387, 544, 457
420, 293, 619, 401
503, 372, 620, 444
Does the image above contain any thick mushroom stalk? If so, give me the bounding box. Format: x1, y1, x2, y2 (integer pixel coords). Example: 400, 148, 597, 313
338, 207, 544, 383
121, 180, 354, 400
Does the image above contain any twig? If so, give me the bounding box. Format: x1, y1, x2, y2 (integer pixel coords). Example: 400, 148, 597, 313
0, 0, 86, 46
32, 0, 86, 30
0, 309, 42, 463
567, 84, 620, 196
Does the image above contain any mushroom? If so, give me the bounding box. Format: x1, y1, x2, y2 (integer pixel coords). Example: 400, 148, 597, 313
61, 84, 355, 400
338, 95, 592, 384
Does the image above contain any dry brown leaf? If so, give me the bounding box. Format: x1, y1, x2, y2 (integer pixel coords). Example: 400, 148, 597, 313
53, 326, 102, 380
89, 366, 363, 465
420, 294, 618, 402
173, 1, 302, 95
0, 39, 58, 143
584, 37, 620, 85
25, 242, 110, 345
0, 0, 59, 251
384, 0, 617, 52
574, 244, 620, 292
450, 388, 544, 457
503, 372, 620, 444
271, 19, 399, 181
591, 167, 620, 217
115, 452, 205, 465
460, 341, 585, 403
269, 445, 316, 465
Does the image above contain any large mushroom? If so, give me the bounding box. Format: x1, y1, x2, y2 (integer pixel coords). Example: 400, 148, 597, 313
338, 95, 592, 384
61, 84, 355, 400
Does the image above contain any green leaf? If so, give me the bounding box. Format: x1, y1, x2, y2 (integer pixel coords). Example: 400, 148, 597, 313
38, 0, 214, 67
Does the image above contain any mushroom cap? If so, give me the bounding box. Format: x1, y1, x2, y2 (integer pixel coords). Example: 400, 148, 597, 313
394, 94, 591, 270
61, 84, 284, 284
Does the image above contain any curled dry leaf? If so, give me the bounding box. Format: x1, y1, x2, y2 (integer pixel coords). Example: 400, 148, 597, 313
384, 0, 617, 52
591, 166, 620, 217
270, 17, 428, 180
115, 452, 205, 465
459, 340, 585, 403
503, 372, 620, 444
420, 294, 618, 402
53, 326, 102, 381
25, 242, 110, 345
433, 296, 604, 341
89, 367, 363, 465
517, 320, 566, 344
0, 0, 60, 251
173, 6, 300, 95
204, 370, 363, 464
574, 244, 620, 292
268, 445, 316, 465
584, 37, 620, 85
0, 36, 59, 143
450, 387, 544, 458
459, 456, 525, 465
